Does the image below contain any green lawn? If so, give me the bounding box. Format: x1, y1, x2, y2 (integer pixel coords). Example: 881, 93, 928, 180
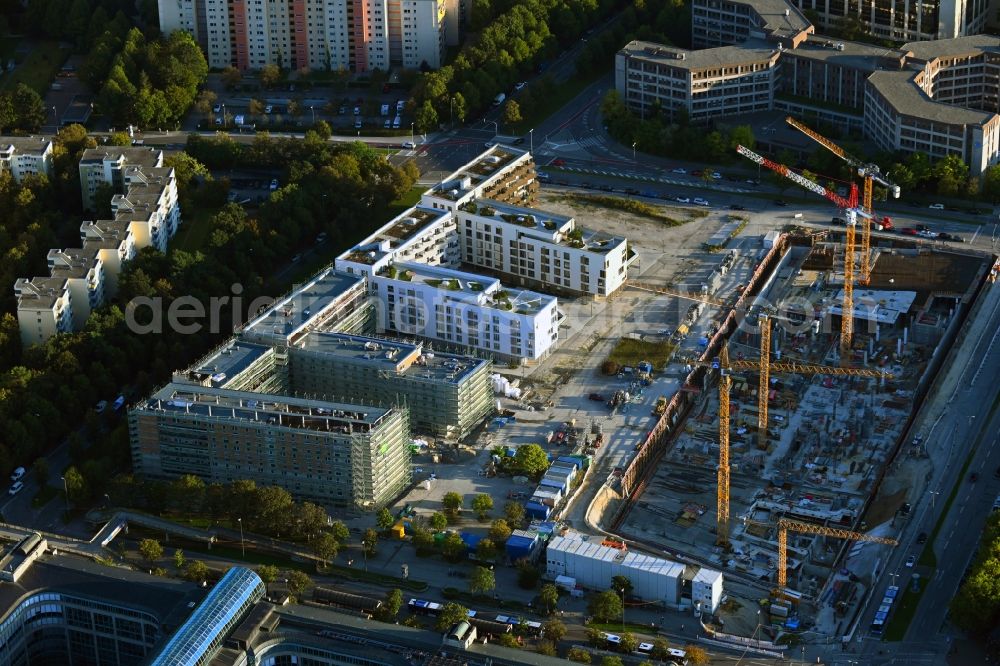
511, 71, 605, 135
172, 205, 220, 253
385, 185, 424, 219
883, 578, 927, 641
606, 338, 676, 371
0, 40, 69, 95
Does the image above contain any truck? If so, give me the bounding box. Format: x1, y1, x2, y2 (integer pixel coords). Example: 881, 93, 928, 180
832, 215, 894, 231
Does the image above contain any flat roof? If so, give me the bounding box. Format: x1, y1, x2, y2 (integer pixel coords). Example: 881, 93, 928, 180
242, 268, 365, 341
340, 206, 450, 266
80, 146, 163, 168
827, 288, 917, 324
788, 34, 906, 71
296, 332, 488, 384
902, 34, 1000, 61
385, 262, 556, 315
426, 146, 529, 201
48, 248, 100, 280
620, 39, 779, 71
867, 69, 996, 125
0, 136, 52, 154
187, 340, 273, 386
139, 383, 393, 429
14, 277, 68, 310
148, 567, 265, 666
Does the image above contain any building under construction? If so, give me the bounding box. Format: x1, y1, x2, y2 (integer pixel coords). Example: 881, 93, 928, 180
608, 229, 995, 618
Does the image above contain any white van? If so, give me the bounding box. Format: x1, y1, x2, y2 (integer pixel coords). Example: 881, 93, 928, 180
393, 116, 401, 129
493, 92, 506, 106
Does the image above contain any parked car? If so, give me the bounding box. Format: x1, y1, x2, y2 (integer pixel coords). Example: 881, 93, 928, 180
928, 203, 945, 210
711, 171, 722, 179
264, 105, 273, 114
402, 141, 416, 149
693, 197, 709, 206
774, 199, 789, 207
212, 104, 221, 113
671, 167, 687, 174
515, 81, 527, 91
353, 106, 361, 115
95, 400, 108, 413
316, 232, 328, 243
383, 119, 391, 128
970, 472, 979, 482
675, 196, 690, 204
292, 253, 302, 263
8, 481, 23, 496
905, 555, 916, 568
10, 467, 25, 482
551, 159, 566, 167
691, 170, 703, 177
940, 232, 964, 242
270, 178, 279, 190
354, 119, 363, 129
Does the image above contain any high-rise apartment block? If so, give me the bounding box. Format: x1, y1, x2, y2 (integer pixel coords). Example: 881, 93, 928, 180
157, 0, 448, 72
618, 0, 1000, 175
0, 137, 54, 182
13, 145, 181, 347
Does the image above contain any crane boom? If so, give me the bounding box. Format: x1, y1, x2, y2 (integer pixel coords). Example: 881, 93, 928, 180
736, 145, 858, 210
776, 518, 898, 590
717, 345, 731, 546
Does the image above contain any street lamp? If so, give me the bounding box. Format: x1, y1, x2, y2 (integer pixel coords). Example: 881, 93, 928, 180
51, 106, 57, 124
450, 96, 455, 126
61, 476, 69, 510
362, 539, 369, 571
529, 128, 534, 154
237, 518, 245, 557
310, 105, 316, 124
632, 142, 637, 162
929, 490, 940, 508
410, 122, 415, 145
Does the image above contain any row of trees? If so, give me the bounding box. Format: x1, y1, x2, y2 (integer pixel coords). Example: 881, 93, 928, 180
409, 0, 624, 129
0, 84, 47, 133
21, 0, 137, 48
951, 512, 1000, 634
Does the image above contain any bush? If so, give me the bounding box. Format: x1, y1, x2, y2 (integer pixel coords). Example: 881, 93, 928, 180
601, 360, 620, 375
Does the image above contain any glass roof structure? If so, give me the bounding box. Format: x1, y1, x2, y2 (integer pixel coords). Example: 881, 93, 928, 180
147, 567, 265, 666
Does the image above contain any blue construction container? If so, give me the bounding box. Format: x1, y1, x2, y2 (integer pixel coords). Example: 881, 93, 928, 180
525, 501, 550, 521
505, 534, 537, 561
460, 531, 484, 553
539, 478, 566, 493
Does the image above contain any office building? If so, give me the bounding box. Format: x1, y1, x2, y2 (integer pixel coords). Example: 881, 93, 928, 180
157, 0, 447, 72
457, 199, 629, 296
791, 0, 989, 41
290, 331, 494, 439
129, 383, 411, 510
621, 7, 1000, 174
0, 137, 53, 182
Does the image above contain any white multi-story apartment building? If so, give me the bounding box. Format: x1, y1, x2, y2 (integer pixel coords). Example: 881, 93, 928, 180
46, 248, 106, 330
370, 262, 559, 362
0, 137, 54, 182
421, 146, 540, 213
158, 0, 446, 72
78, 146, 165, 211
615, 40, 782, 123
13, 278, 74, 347
79, 219, 137, 296
457, 199, 629, 297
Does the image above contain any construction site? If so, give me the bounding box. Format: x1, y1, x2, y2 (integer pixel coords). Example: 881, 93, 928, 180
603, 120, 1000, 636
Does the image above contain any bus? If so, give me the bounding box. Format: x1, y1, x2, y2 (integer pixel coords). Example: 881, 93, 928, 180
408, 599, 442, 615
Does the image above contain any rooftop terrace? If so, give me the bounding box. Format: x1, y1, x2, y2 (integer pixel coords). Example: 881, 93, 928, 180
139, 383, 393, 431
296, 332, 488, 383
426, 146, 527, 201
464, 198, 625, 253
340, 207, 450, 266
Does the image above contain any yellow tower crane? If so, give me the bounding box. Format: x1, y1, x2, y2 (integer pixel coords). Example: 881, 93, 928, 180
784, 116, 901, 285
776, 518, 898, 591
629, 282, 891, 545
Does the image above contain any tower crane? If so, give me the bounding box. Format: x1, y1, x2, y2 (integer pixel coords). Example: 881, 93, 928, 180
784, 116, 901, 285
736, 144, 863, 367
629, 281, 891, 546
776, 518, 898, 592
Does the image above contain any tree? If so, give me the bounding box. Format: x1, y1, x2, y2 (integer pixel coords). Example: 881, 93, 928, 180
173, 548, 185, 569
585, 626, 604, 646
504, 501, 525, 527
601, 657, 624, 666
377, 507, 395, 530
138, 538, 163, 565
469, 565, 496, 595
363, 528, 379, 557
442, 492, 463, 518
471, 493, 493, 520
611, 575, 633, 596
258, 564, 279, 584
502, 99, 522, 127
412, 526, 435, 554
539, 583, 560, 614
496, 633, 520, 648
619, 633, 638, 654
107, 131, 131, 146
537, 640, 557, 656
63, 465, 88, 504
435, 602, 470, 631
441, 531, 467, 562
329, 519, 350, 543
476, 538, 497, 561
701, 168, 715, 183
517, 560, 540, 588
10, 84, 46, 131
650, 637, 672, 661
287, 570, 312, 597
684, 645, 710, 665
568, 647, 592, 663
221, 66, 242, 88
33, 457, 49, 486
451, 92, 468, 123
184, 560, 209, 583
588, 590, 623, 623
489, 519, 512, 542
512, 443, 549, 479
313, 532, 339, 565
414, 100, 439, 133
430, 512, 448, 530
260, 64, 281, 88
542, 618, 566, 642
383, 588, 403, 620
